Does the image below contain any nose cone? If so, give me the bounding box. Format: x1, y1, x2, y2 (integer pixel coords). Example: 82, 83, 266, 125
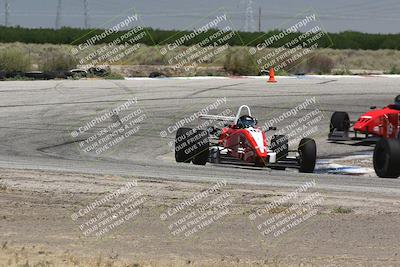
246, 128, 267, 158
353, 116, 373, 132
353, 107, 397, 134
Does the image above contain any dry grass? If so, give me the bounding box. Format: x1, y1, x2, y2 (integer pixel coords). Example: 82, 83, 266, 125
1, 42, 400, 75
38, 49, 77, 72
0, 244, 309, 267
0, 48, 30, 72
332, 206, 353, 214
0, 183, 7, 191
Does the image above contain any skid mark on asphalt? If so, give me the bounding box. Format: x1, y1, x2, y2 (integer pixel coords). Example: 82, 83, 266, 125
38, 139, 86, 152
0, 100, 133, 108
1, 92, 398, 109
185, 82, 246, 97
0, 126, 71, 132
317, 79, 338, 85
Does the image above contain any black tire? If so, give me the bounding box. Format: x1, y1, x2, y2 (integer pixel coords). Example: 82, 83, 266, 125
298, 138, 317, 173
255, 158, 267, 167
270, 166, 286, 170
24, 71, 51, 80
6, 71, 24, 78
192, 130, 209, 165
330, 111, 350, 133
149, 71, 165, 78
270, 135, 288, 160
175, 127, 195, 163
210, 147, 221, 164
373, 138, 400, 178
88, 67, 107, 77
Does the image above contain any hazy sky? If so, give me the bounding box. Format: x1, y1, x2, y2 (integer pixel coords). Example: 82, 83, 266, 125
1, 0, 400, 33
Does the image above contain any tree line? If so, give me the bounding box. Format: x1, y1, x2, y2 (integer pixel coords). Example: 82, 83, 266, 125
0, 26, 399, 50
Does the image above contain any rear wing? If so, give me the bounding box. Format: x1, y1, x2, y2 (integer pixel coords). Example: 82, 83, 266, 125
199, 105, 252, 125
199, 114, 235, 123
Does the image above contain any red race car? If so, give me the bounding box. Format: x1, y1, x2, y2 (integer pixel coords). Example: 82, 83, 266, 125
175, 105, 317, 173
329, 95, 400, 143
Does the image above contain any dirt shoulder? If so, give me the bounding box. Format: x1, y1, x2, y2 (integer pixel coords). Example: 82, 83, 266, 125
0, 168, 399, 266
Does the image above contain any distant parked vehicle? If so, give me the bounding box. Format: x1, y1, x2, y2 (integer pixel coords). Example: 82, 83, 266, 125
68, 69, 87, 78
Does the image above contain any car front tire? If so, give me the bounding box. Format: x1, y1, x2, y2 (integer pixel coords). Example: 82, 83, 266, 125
373, 138, 400, 178
298, 138, 317, 173
330, 111, 350, 133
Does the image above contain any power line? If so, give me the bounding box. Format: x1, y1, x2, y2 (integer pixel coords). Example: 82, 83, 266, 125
322, 0, 395, 13
83, 0, 89, 29
55, 0, 62, 29
244, 0, 255, 32
5, 0, 10, 26
7, 11, 400, 23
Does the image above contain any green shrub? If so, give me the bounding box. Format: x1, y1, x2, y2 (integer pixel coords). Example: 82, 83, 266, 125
0, 48, 30, 71
224, 48, 258, 75
39, 51, 77, 71
306, 54, 335, 74
333, 68, 352, 75
388, 65, 400, 74
274, 69, 288, 76
103, 72, 124, 80
285, 60, 308, 75
332, 206, 352, 214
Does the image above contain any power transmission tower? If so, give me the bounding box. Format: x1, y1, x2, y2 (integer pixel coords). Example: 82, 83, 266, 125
83, 0, 89, 29
258, 7, 261, 32
5, 0, 10, 26
244, 0, 255, 32
55, 0, 62, 29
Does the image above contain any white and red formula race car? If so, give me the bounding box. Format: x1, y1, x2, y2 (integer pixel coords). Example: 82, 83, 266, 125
174, 105, 317, 173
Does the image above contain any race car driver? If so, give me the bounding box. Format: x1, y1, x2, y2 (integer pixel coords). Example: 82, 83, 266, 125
394, 95, 400, 110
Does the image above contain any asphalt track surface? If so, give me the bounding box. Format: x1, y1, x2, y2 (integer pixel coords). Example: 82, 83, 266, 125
0, 76, 399, 195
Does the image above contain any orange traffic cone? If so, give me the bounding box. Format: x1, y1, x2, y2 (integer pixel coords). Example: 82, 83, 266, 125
267, 67, 277, 83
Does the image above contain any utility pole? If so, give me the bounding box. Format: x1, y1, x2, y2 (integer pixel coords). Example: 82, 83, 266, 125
258, 7, 261, 32
245, 0, 255, 32
5, 0, 10, 26
83, 0, 89, 29
55, 0, 62, 29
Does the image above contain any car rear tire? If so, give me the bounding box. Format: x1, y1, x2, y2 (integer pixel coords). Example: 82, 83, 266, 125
210, 147, 221, 164
270, 135, 288, 160
175, 127, 195, 163
298, 138, 317, 173
373, 138, 400, 178
192, 130, 209, 165
330, 111, 350, 133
